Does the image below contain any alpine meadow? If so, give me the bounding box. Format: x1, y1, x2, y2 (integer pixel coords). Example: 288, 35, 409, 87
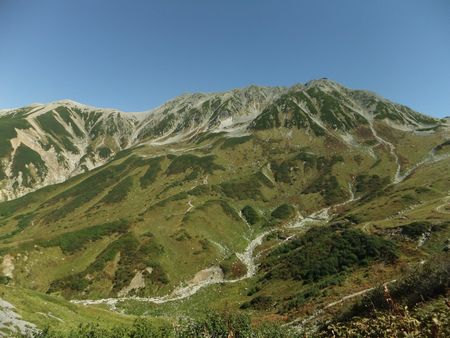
0, 80, 449, 336
1, 1, 449, 337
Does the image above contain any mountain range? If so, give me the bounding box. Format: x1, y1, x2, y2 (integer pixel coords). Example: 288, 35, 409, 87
0, 79, 449, 337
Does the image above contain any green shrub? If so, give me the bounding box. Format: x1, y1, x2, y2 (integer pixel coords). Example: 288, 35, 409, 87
40, 219, 129, 254
241, 205, 260, 225
188, 184, 210, 196
0, 115, 31, 158
304, 175, 347, 204
43, 156, 141, 221
341, 255, 450, 321
29, 311, 299, 337
97, 146, 112, 159
139, 157, 162, 188
271, 204, 295, 220
240, 295, 273, 310
220, 135, 253, 149
100, 176, 133, 204
198, 200, 241, 222
261, 224, 397, 283
220, 180, 262, 200
355, 174, 390, 197
166, 154, 223, 175
400, 221, 431, 240
220, 254, 247, 279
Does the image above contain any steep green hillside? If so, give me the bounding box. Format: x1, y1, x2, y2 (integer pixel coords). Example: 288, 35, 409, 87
0, 80, 448, 336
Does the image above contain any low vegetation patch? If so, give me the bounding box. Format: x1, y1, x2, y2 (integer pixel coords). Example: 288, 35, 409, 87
220, 254, 247, 279
271, 204, 295, 220
304, 175, 347, 204
241, 205, 260, 225
166, 154, 223, 175
220, 179, 262, 200
139, 157, 162, 188
99, 176, 133, 204
261, 224, 397, 283
320, 256, 450, 337
30, 311, 298, 338
11, 144, 48, 187
40, 219, 129, 254
220, 135, 253, 149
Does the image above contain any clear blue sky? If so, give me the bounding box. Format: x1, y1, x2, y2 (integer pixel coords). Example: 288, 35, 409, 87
0, 0, 449, 117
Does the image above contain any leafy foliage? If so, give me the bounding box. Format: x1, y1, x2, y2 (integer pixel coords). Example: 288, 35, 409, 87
0, 115, 31, 158
11, 144, 48, 185
341, 255, 450, 320
355, 174, 390, 199
220, 135, 253, 149
241, 205, 260, 225
49, 230, 168, 296
40, 219, 129, 254
220, 179, 262, 200
271, 204, 295, 220
261, 224, 397, 283
43, 156, 140, 221
400, 221, 431, 240
304, 175, 347, 204
99, 176, 133, 204
220, 254, 247, 279
139, 157, 162, 188
30, 312, 298, 337
322, 257, 450, 338
166, 154, 223, 175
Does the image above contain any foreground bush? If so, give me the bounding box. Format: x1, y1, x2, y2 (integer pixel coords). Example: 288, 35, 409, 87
29, 312, 299, 338
318, 255, 450, 337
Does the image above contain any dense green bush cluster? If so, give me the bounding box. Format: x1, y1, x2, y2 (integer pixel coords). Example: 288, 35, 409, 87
220, 135, 253, 149
166, 154, 223, 175
261, 224, 397, 283
40, 219, 129, 254
400, 221, 431, 240
100, 176, 134, 204
55, 107, 84, 137
49, 231, 168, 296
43, 156, 141, 221
321, 256, 450, 337
270, 160, 296, 183
304, 175, 347, 204
220, 254, 247, 279
296, 151, 343, 174
220, 180, 262, 200
0, 115, 31, 157
139, 157, 162, 188
307, 88, 368, 130
97, 146, 112, 159
0, 193, 36, 219
36, 112, 79, 154
187, 184, 210, 196
29, 312, 299, 338
271, 204, 295, 220
241, 205, 259, 225
249, 90, 326, 136
341, 255, 450, 320
0, 212, 35, 240
355, 174, 390, 198
11, 144, 48, 186
271, 151, 343, 184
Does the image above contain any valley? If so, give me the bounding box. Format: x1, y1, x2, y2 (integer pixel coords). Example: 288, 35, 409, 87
0, 79, 448, 337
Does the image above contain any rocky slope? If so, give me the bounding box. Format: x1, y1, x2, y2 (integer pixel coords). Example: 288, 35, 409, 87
0, 79, 444, 201
0, 79, 449, 335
